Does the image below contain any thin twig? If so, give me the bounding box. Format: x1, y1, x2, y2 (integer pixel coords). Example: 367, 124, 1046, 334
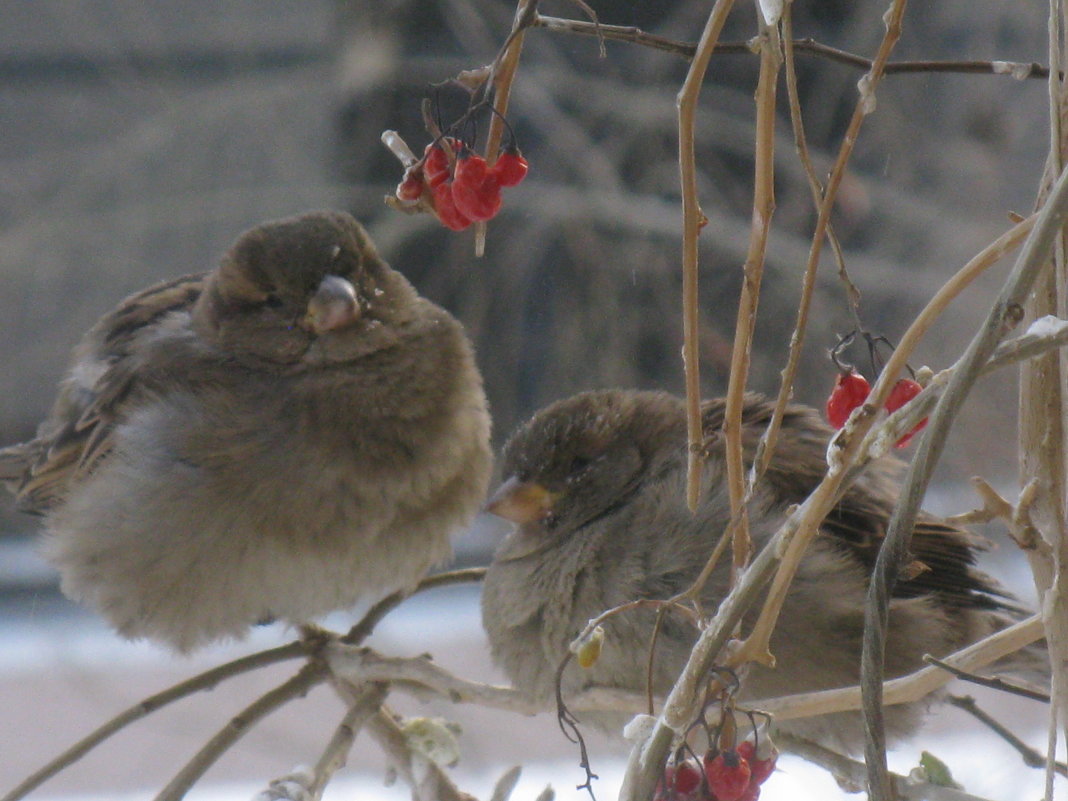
342, 567, 486, 644
753, 7, 855, 485
924, 655, 1051, 703
474, 0, 538, 257
721, 24, 780, 587
619, 181, 1036, 801
1, 640, 311, 801
746, 615, 1044, 722
306, 683, 390, 799
327, 645, 543, 714
948, 695, 1068, 777
748, 0, 908, 561
775, 732, 999, 801
533, 15, 1051, 79
677, 0, 737, 515
154, 661, 329, 801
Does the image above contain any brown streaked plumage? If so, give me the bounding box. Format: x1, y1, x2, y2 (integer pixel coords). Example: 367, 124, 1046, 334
481, 389, 1019, 750
1, 210, 492, 652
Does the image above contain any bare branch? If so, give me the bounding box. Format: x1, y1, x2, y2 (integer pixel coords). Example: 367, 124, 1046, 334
775, 732, 999, 801
0, 640, 310, 801
947, 695, 1068, 777
154, 662, 329, 801
533, 15, 1051, 79
676, 0, 738, 513
862, 158, 1068, 801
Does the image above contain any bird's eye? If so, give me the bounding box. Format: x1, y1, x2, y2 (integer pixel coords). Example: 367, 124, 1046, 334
569, 455, 593, 474
263, 293, 285, 309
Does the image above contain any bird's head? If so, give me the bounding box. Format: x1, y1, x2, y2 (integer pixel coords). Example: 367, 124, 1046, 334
193, 210, 417, 367
486, 390, 686, 538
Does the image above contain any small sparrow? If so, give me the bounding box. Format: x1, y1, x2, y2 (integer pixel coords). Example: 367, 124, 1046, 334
481, 389, 1017, 749
1, 210, 492, 652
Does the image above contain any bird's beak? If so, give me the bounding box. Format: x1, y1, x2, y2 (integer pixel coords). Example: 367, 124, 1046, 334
304, 275, 360, 334
484, 476, 557, 524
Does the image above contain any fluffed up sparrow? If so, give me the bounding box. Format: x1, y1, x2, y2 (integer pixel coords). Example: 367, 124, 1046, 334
1, 210, 492, 652
481, 389, 1023, 749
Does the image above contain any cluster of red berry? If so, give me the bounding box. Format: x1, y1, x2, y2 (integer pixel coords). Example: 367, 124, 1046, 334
825, 371, 927, 447
394, 136, 528, 231
657, 739, 778, 801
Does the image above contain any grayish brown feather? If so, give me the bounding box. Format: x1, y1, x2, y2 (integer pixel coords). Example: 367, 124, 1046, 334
481, 389, 1019, 751
1, 210, 492, 652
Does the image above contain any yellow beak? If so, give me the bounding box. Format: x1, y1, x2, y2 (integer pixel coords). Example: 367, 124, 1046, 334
484, 476, 557, 524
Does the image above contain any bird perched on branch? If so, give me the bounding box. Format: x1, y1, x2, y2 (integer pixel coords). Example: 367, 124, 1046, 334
0, 210, 491, 653
481, 389, 1021, 749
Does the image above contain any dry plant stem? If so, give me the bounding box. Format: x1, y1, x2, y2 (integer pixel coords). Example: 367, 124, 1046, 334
154, 661, 329, 801
677, 0, 737, 513
858, 215, 1036, 415
620, 507, 801, 801
985, 314, 1068, 373
0, 640, 310, 801
948, 695, 1068, 777
620, 193, 1035, 801
847, 314, 1068, 493
748, 614, 1044, 721
754, 9, 855, 484
774, 733, 997, 801
721, 24, 780, 586
339, 615, 1042, 722
861, 161, 1068, 801
307, 683, 389, 800
743, 213, 1033, 700
757, 0, 908, 501
533, 15, 1052, 79
474, 0, 536, 257
924, 654, 1051, 703
327, 645, 543, 714
1024, 8, 1068, 797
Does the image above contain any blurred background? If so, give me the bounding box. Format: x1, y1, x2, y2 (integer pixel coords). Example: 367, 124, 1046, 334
0, 1, 1057, 799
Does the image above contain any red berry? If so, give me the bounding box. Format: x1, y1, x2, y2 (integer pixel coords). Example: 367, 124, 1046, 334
431, 180, 472, 231
657, 760, 703, 801
454, 151, 489, 185
424, 137, 460, 187
671, 761, 702, 795
451, 152, 503, 221
738, 739, 778, 788
884, 377, 921, 412
825, 370, 871, 428
452, 172, 502, 222
737, 741, 777, 786
736, 782, 761, 801
885, 377, 927, 447
395, 168, 424, 201
493, 148, 528, 187
704, 751, 752, 801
